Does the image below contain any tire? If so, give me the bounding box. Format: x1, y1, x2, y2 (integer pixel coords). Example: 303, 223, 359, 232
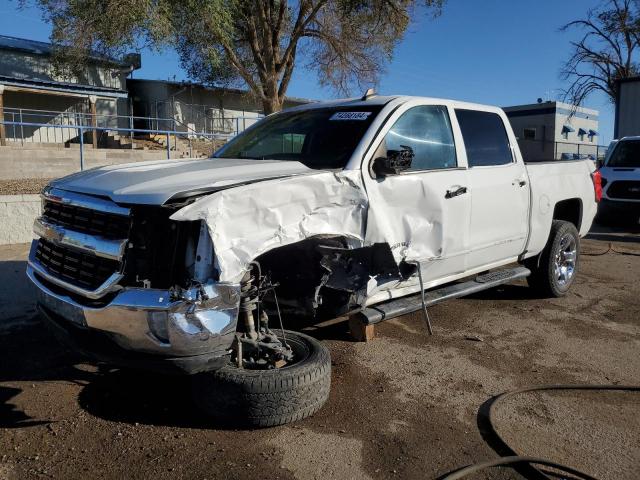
191, 330, 331, 428
525, 220, 580, 297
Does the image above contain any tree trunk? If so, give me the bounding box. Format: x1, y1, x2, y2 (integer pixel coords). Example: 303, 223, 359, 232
262, 96, 284, 115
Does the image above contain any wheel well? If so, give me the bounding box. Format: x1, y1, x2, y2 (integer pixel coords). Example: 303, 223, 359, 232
253, 236, 400, 319
253, 235, 351, 318
552, 198, 582, 231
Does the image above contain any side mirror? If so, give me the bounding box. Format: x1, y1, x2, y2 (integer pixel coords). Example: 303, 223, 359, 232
596, 158, 605, 169
372, 145, 414, 178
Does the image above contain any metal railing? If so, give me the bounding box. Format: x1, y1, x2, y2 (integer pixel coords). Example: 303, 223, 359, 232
1, 107, 259, 145
516, 139, 609, 162
0, 119, 229, 170
151, 100, 263, 136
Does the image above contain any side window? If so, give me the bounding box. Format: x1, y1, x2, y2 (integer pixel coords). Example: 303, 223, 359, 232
455, 109, 513, 167
383, 105, 457, 171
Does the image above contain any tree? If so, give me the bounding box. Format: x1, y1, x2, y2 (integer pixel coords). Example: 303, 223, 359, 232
560, 0, 640, 107
29, 0, 444, 113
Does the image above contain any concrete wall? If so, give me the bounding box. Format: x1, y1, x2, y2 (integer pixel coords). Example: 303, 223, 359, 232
617, 79, 640, 138
0, 194, 40, 245
507, 111, 556, 161
0, 147, 178, 180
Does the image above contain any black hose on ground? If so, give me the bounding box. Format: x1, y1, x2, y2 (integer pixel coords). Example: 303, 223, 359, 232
440, 455, 598, 480
582, 242, 640, 256
440, 384, 640, 480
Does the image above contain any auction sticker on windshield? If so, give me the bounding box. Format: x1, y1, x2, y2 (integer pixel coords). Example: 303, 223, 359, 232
329, 112, 372, 121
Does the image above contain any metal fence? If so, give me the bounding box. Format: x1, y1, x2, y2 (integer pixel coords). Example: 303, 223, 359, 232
517, 139, 609, 162
151, 100, 263, 136
1, 107, 258, 145
0, 119, 228, 170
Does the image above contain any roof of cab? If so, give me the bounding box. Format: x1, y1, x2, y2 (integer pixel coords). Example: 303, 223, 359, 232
283, 95, 505, 114
284, 95, 404, 111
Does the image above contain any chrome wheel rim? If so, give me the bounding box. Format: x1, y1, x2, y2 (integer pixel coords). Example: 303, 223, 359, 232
554, 233, 577, 287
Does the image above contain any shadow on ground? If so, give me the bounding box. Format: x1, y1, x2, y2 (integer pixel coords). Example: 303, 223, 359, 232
0, 315, 231, 430
0, 303, 355, 432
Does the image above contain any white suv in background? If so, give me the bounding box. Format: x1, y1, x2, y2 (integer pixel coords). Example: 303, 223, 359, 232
598, 137, 640, 224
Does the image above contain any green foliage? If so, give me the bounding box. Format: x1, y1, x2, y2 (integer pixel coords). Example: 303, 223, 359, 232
27, 0, 444, 112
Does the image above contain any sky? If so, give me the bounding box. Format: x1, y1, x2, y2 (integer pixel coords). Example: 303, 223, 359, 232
0, 0, 616, 142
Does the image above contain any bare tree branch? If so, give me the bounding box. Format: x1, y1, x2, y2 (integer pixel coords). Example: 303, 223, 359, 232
561, 0, 639, 106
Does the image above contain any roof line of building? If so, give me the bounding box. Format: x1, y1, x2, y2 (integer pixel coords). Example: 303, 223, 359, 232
0, 34, 129, 67
616, 76, 640, 84
127, 77, 313, 104
0, 75, 128, 98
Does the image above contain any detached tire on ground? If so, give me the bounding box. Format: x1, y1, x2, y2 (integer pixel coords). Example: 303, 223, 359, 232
525, 220, 580, 297
191, 330, 331, 428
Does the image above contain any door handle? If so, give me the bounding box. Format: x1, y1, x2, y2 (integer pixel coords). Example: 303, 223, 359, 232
514, 179, 527, 187
445, 186, 467, 199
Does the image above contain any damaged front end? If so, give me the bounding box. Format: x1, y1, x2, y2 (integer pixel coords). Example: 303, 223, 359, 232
28, 170, 409, 374
27, 187, 241, 374
170, 170, 407, 322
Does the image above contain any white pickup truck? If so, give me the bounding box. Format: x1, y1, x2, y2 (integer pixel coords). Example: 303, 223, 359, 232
27, 95, 600, 427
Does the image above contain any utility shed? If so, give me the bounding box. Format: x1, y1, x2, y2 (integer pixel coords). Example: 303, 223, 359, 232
615, 77, 640, 139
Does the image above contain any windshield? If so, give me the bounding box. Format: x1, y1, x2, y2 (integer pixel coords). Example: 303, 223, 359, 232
607, 140, 640, 168
214, 106, 382, 169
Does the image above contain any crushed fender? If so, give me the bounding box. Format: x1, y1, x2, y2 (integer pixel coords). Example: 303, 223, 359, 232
170, 170, 368, 283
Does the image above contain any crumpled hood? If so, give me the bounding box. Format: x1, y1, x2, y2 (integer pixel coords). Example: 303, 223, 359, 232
49, 157, 316, 204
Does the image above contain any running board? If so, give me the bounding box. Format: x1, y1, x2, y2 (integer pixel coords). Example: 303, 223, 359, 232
356, 266, 531, 326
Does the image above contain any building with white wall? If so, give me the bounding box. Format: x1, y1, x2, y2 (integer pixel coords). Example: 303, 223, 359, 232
504, 101, 603, 161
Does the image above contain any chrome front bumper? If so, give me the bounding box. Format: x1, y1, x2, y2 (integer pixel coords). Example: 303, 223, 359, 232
27, 245, 240, 370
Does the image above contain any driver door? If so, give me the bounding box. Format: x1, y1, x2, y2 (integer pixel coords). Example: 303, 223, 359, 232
363, 103, 471, 287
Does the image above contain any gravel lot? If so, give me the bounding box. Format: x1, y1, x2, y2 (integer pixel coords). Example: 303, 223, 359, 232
0, 225, 639, 479
0, 179, 51, 196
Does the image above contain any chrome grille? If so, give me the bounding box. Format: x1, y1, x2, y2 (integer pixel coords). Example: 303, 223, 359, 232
43, 200, 130, 239
34, 238, 121, 290
30, 187, 131, 298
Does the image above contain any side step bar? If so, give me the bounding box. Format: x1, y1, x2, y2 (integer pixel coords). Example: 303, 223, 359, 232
356, 266, 531, 326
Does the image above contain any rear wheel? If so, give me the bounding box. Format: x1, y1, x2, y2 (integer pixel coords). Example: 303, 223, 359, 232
191, 330, 331, 428
525, 220, 580, 297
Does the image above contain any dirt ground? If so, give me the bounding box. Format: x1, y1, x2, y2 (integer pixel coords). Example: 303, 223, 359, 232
1, 225, 639, 480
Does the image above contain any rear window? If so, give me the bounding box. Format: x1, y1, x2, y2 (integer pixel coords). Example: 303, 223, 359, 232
455, 110, 513, 167
607, 140, 640, 168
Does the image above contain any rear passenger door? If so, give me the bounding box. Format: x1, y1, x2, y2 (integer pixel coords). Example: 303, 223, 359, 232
455, 109, 530, 270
